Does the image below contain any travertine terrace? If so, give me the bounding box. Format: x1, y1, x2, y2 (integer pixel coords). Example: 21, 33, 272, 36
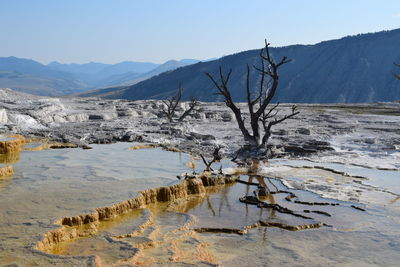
1, 88, 399, 169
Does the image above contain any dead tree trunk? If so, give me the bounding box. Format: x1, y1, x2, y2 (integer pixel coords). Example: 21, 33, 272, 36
206, 40, 298, 148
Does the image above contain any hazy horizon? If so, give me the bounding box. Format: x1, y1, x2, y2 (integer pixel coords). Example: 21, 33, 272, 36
1, 0, 399, 64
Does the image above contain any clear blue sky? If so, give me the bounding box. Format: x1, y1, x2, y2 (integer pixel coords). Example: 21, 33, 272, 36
0, 0, 399, 64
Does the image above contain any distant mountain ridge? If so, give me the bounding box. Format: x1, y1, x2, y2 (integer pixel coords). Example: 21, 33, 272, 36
97, 59, 197, 87
0, 57, 88, 95
84, 29, 400, 103
47, 60, 158, 75
74, 59, 200, 97
0, 57, 200, 96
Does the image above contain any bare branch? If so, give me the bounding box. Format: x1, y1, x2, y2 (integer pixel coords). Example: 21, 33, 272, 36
277, 56, 292, 67
200, 147, 222, 172
178, 97, 198, 121
205, 72, 223, 91
262, 103, 280, 120
245, 64, 255, 116
260, 105, 299, 145
254, 40, 292, 121
270, 110, 300, 126
206, 68, 253, 141
253, 58, 265, 105
254, 65, 273, 78
171, 84, 183, 113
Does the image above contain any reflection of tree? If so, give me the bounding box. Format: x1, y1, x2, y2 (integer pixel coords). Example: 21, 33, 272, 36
203, 185, 233, 217
218, 186, 232, 216
262, 227, 268, 243
206, 196, 215, 216
266, 177, 279, 191
253, 175, 268, 189
244, 175, 277, 219
245, 176, 254, 196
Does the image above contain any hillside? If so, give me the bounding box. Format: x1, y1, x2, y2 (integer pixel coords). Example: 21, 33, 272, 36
76, 60, 197, 97
88, 29, 400, 103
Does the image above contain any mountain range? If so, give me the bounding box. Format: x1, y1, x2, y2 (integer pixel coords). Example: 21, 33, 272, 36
0, 57, 199, 96
80, 29, 400, 103
2, 29, 400, 103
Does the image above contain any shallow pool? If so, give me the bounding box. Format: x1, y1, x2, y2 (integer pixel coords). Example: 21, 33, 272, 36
0, 143, 399, 266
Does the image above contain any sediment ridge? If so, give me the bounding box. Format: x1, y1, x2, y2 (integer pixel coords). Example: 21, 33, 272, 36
129, 143, 182, 153
36, 174, 237, 253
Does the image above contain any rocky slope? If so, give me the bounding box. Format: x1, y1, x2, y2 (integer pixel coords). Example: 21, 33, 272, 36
92, 29, 400, 103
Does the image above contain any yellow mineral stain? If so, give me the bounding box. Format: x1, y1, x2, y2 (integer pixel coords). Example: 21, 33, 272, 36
23, 139, 79, 151
185, 156, 196, 171
0, 165, 13, 178
129, 143, 182, 153
129, 144, 161, 150
0, 135, 25, 154
195, 242, 217, 264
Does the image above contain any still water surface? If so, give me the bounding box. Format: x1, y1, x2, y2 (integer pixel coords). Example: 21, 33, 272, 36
0, 143, 399, 266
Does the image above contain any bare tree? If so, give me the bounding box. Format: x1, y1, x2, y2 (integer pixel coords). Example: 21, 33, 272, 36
394, 63, 400, 80
206, 40, 299, 148
161, 84, 199, 122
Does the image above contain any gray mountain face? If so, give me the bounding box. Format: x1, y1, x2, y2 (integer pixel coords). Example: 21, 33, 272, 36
93, 29, 400, 103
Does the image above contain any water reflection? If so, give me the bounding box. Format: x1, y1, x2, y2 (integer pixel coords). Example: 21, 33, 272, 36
0, 151, 20, 164
243, 175, 277, 220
